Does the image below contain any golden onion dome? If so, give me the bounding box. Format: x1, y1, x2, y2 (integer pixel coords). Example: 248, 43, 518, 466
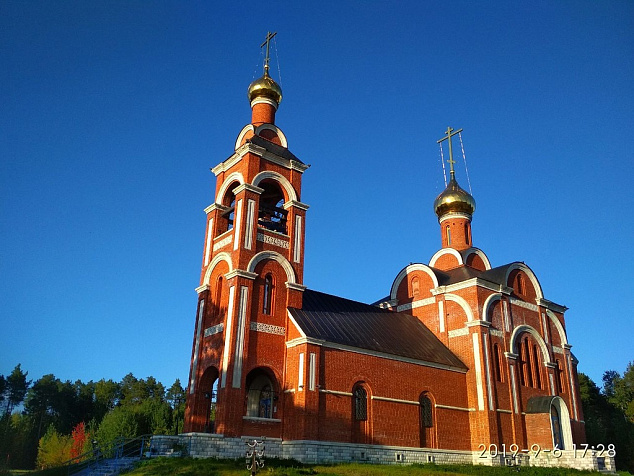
247, 72, 282, 105
434, 176, 476, 218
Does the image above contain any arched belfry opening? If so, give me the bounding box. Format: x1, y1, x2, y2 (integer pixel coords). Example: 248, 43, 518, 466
218, 181, 239, 235
257, 181, 287, 234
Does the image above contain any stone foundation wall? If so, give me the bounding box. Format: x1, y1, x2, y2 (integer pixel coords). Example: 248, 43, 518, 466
151, 434, 615, 472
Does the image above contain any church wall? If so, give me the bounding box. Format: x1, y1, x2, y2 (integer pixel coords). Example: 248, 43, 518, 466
316, 346, 471, 450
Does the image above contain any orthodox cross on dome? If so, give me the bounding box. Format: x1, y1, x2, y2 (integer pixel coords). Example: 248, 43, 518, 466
260, 31, 277, 76
437, 126, 463, 179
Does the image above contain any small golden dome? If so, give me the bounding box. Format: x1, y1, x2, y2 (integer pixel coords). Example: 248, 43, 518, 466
434, 176, 476, 218
247, 72, 282, 105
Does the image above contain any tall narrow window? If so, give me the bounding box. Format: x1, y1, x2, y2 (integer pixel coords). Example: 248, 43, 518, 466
420, 396, 433, 427
556, 359, 565, 394
354, 387, 367, 421
493, 344, 503, 382
411, 277, 420, 298
446, 225, 451, 245
262, 274, 273, 315
532, 344, 542, 389
464, 223, 470, 246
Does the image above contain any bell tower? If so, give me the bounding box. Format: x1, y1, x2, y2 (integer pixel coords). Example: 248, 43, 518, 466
184, 33, 309, 436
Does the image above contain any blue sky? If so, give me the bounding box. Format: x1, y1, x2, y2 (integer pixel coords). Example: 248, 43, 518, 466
1, 1, 632, 390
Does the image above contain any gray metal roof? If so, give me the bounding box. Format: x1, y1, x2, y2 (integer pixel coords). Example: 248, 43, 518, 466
289, 289, 467, 371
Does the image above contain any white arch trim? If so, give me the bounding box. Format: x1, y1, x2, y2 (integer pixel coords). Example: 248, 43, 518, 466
551, 396, 574, 449
235, 125, 255, 151
390, 263, 439, 300
546, 310, 568, 346
215, 171, 245, 204
509, 324, 552, 364
429, 248, 463, 268
462, 247, 492, 270
247, 250, 297, 284
482, 293, 503, 322
252, 171, 298, 202
203, 252, 234, 287
444, 293, 475, 322
255, 124, 288, 148
504, 262, 544, 299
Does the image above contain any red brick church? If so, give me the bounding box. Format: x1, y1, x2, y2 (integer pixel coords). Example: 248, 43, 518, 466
180, 39, 609, 471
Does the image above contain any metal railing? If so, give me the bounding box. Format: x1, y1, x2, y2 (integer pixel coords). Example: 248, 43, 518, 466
65, 434, 152, 475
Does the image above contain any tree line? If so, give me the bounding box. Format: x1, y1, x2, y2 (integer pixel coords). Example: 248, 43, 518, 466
1, 362, 633, 471
0, 366, 185, 470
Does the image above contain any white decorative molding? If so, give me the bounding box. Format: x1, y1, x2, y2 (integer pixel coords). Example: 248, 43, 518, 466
214, 171, 246, 202
429, 248, 463, 268
461, 247, 492, 270
212, 145, 248, 176
541, 312, 550, 344
319, 389, 353, 397
390, 264, 439, 300
438, 212, 471, 223
372, 396, 419, 406
293, 215, 302, 263
204, 323, 224, 337
443, 293, 475, 322
496, 408, 512, 414
438, 300, 445, 333
250, 321, 286, 335
257, 232, 290, 249
504, 352, 519, 360
256, 124, 288, 147
509, 297, 539, 312
483, 333, 494, 411
202, 252, 233, 287
252, 171, 298, 202
189, 300, 205, 394
195, 284, 210, 294
466, 320, 491, 328
286, 282, 307, 292
552, 345, 563, 354
509, 364, 519, 413
503, 299, 510, 332
472, 333, 485, 411
490, 329, 503, 338
546, 309, 568, 346
448, 328, 469, 338
284, 200, 310, 211
244, 199, 256, 250
220, 286, 235, 388
250, 96, 279, 109
234, 124, 254, 150
433, 278, 503, 295
224, 269, 258, 281
482, 293, 502, 323
536, 298, 568, 313
204, 203, 230, 215
213, 234, 233, 252
509, 324, 552, 365
247, 251, 297, 284
396, 296, 435, 312
503, 262, 544, 299
309, 353, 316, 391
204, 219, 213, 266
435, 404, 475, 412
233, 183, 264, 195
232, 286, 249, 388
233, 199, 243, 251
298, 352, 305, 391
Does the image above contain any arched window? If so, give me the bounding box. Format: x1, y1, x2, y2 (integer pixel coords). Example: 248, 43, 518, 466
258, 181, 287, 234
262, 274, 274, 315
419, 393, 435, 448
213, 276, 224, 321
446, 225, 451, 245
464, 223, 470, 246
516, 274, 525, 295
520, 338, 533, 387
246, 372, 276, 419
411, 276, 420, 298
353, 387, 367, 421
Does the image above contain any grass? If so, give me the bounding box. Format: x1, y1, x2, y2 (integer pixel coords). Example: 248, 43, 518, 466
118, 456, 632, 476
